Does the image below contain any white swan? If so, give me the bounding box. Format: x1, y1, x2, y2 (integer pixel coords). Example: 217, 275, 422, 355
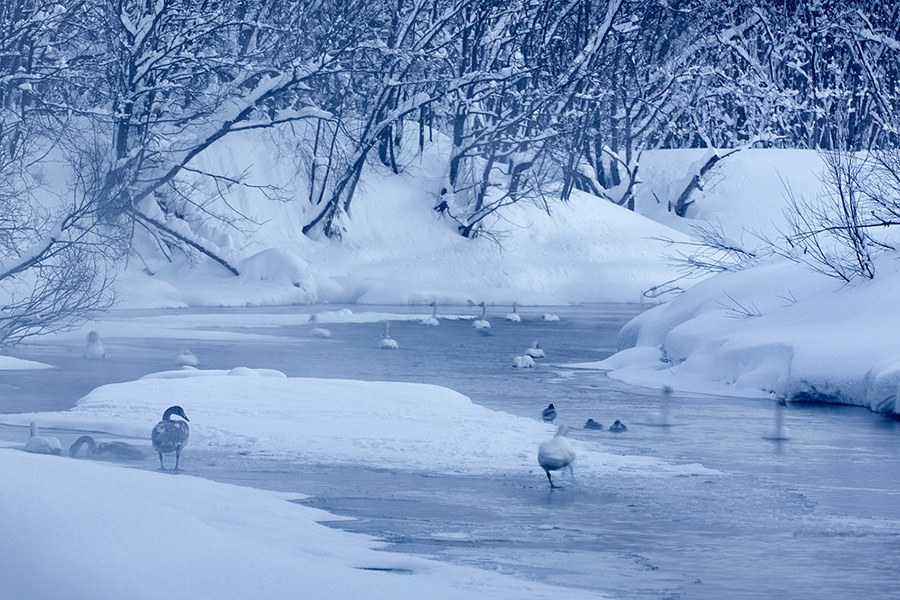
69, 435, 145, 460
541, 403, 557, 422
648, 385, 673, 426
24, 422, 62, 455
524, 341, 545, 358
542, 313, 560, 321
538, 425, 576, 489
152, 405, 190, 470
84, 330, 105, 359
311, 327, 332, 338
512, 355, 535, 368
505, 302, 521, 322
378, 321, 399, 349
420, 302, 440, 326
176, 348, 199, 367
472, 302, 491, 329
764, 395, 790, 440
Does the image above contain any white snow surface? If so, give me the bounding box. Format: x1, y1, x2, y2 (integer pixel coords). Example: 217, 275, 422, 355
0, 448, 607, 600
0, 355, 52, 370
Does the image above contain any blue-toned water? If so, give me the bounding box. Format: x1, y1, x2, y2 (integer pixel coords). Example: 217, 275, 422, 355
2, 304, 899, 599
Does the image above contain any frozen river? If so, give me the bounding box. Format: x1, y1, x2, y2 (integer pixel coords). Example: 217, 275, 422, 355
2, 304, 900, 599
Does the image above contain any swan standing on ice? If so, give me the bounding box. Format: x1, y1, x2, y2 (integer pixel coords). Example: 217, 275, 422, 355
151, 405, 190, 470
69, 435, 145, 460
24, 422, 62, 455
420, 302, 440, 326
648, 385, 673, 426
538, 425, 576, 489
176, 348, 199, 367
512, 355, 535, 368
378, 321, 399, 349
765, 395, 790, 441
542, 403, 557, 422
472, 302, 491, 329
84, 330, 105, 359
505, 303, 521, 322
525, 341, 545, 358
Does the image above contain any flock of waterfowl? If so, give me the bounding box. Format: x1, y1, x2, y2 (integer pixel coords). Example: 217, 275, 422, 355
22, 405, 190, 472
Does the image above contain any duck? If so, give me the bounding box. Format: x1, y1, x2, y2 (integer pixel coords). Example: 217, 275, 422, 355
584, 418, 603, 430
472, 302, 491, 329
609, 419, 628, 433
512, 355, 535, 368
69, 434, 145, 460
538, 425, 576, 489
84, 330, 106, 359
176, 348, 199, 367
378, 321, 399, 349
420, 302, 440, 326
505, 302, 521, 322
542, 403, 557, 423
151, 405, 190, 470
542, 313, 560, 321
24, 422, 62, 455
524, 341, 545, 358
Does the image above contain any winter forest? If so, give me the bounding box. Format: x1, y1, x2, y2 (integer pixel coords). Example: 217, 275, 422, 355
1, 0, 898, 345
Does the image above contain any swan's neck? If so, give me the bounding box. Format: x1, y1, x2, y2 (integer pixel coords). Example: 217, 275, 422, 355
29, 422, 37, 438
480, 304, 486, 318
383, 322, 390, 337
432, 303, 437, 317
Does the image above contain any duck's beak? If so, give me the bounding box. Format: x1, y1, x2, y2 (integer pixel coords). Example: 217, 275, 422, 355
182, 415, 190, 422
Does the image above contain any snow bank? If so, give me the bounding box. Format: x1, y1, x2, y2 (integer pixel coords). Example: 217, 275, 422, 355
0, 449, 607, 600
0, 355, 52, 370
584, 255, 900, 414
118, 128, 688, 308
0, 370, 708, 479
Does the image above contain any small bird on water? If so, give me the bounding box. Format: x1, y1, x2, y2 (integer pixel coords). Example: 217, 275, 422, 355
151, 405, 190, 470
542, 403, 557, 422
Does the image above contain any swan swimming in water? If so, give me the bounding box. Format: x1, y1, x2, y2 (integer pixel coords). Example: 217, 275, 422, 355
311, 327, 332, 338
84, 330, 106, 359
378, 321, 399, 349
524, 341, 545, 358
420, 302, 440, 326
542, 403, 557, 422
505, 303, 521, 322
151, 405, 190, 470
542, 313, 560, 321
24, 422, 62, 455
69, 435, 145, 460
472, 302, 491, 329
538, 425, 576, 489
512, 355, 535, 368
176, 348, 199, 367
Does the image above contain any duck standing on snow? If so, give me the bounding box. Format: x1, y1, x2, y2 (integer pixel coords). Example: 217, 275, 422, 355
538, 425, 576, 489
69, 435, 145, 460
176, 348, 199, 367
151, 405, 190, 470
542, 403, 557, 422
24, 422, 62, 455
378, 321, 399, 349
84, 330, 106, 359
420, 302, 440, 326
525, 341, 545, 358
472, 302, 491, 329
505, 303, 521, 322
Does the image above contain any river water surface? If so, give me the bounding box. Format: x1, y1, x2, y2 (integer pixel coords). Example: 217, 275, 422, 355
2, 304, 899, 599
